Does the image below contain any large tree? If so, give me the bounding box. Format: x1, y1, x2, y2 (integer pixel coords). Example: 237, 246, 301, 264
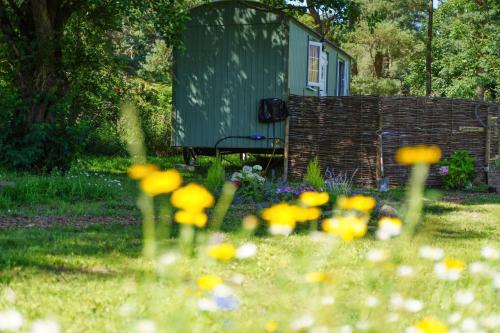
263, 0, 360, 41
0, 0, 187, 170
343, 0, 426, 95
432, 0, 499, 99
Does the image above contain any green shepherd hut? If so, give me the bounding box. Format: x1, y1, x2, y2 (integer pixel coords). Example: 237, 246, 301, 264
173, 0, 351, 162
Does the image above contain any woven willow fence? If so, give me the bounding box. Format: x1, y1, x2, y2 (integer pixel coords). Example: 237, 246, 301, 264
287, 95, 500, 187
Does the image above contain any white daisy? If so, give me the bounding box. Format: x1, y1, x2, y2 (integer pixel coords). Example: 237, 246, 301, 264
419, 245, 444, 261
290, 314, 315, 331
481, 245, 499, 260
403, 299, 423, 313
0, 309, 24, 331
31, 319, 60, 333
366, 249, 387, 263
365, 296, 379, 308
135, 320, 156, 333
397, 265, 415, 277
236, 243, 257, 259
454, 290, 474, 306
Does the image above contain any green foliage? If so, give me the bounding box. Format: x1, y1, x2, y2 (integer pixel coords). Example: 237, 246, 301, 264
405, 0, 499, 99
344, 0, 425, 96
439, 150, 476, 190
304, 157, 324, 189
0, 171, 120, 209
432, 0, 499, 99
206, 157, 226, 192
0, 0, 190, 171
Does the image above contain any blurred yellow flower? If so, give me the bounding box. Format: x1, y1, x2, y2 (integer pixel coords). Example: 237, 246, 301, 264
305, 272, 331, 283
395, 145, 442, 165
337, 195, 376, 214
197, 274, 223, 290
299, 191, 329, 207
379, 216, 402, 227
377, 217, 403, 240
434, 258, 465, 281
171, 183, 214, 211
128, 163, 159, 180
322, 216, 368, 241
294, 206, 321, 222
174, 210, 208, 228
242, 215, 259, 230
262, 202, 297, 228
265, 321, 278, 332
443, 258, 465, 270
208, 243, 236, 261
414, 317, 448, 333
140, 170, 182, 196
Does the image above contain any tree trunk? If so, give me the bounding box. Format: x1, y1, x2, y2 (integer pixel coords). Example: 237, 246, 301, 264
374, 52, 384, 79
475, 85, 485, 100
425, 0, 433, 96
1, 1, 70, 126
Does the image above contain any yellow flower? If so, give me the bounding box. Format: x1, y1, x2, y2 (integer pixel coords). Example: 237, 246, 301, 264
265, 321, 278, 332
377, 217, 403, 240
294, 206, 321, 222
337, 195, 376, 213
414, 317, 448, 333
261, 202, 297, 228
395, 145, 442, 165
378, 216, 402, 228
174, 210, 208, 228
443, 258, 465, 271
299, 191, 329, 207
128, 163, 159, 180
171, 183, 214, 211
242, 215, 259, 230
322, 216, 368, 241
208, 243, 236, 261
140, 170, 182, 196
305, 272, 331, 283
197, 274, 223, 290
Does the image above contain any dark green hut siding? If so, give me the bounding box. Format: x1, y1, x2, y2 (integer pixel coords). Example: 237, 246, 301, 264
288, 21, 318, 97
325, 44, 339, 96
173, 3, 288, 148
288, 20, 348, 97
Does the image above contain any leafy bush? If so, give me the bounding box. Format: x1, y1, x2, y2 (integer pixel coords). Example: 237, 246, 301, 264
438, 150, 476, 189
231, 165, 266, 202
0, 84, 90, 172
304, 157, 324, 190
206, 157, 225, 192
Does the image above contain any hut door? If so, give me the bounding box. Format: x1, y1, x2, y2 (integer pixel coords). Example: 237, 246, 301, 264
319, 52, 328, 96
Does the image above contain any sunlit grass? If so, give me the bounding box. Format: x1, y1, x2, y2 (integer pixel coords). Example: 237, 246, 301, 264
0, 194, 498, 332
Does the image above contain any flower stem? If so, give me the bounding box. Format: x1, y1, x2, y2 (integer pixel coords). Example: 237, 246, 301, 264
209, 182, 237, 231
137, 192, 156, 259
403, 163, 430, 237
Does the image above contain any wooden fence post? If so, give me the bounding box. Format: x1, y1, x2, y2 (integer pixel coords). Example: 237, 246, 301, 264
283, 116, 290, 181
485, 113, 492, 184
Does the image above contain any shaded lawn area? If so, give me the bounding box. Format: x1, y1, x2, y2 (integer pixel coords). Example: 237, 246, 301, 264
0, 156, 499, 332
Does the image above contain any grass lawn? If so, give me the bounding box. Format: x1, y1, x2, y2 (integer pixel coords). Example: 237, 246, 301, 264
0, 156, 499, 332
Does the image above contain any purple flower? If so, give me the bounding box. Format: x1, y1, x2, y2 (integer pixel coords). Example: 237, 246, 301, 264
275, 186, 294, 194
214, 296, 240, 311
439, 166, 449, 176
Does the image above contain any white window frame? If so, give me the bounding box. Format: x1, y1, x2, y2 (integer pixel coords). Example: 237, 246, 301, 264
307, 41, 323, 87
337, 58, 348, 96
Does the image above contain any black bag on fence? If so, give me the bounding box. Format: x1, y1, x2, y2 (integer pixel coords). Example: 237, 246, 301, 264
258, 98, 288, 123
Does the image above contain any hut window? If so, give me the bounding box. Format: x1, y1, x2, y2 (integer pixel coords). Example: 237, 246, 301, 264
337, 59, 347, 96
307, 41, 322, 87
